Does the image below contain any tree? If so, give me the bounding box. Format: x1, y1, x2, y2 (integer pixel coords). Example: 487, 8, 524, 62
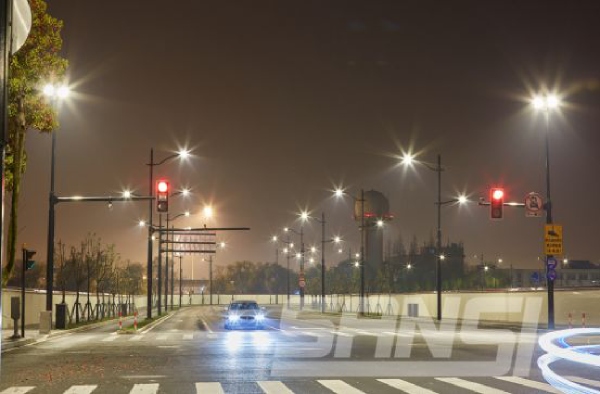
3, 0, 68, 283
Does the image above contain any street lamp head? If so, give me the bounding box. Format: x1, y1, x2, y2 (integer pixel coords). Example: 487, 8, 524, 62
43, 83, 70, 99
440, 254, 446, 260
400, 152, 415, 167
334, 188, 345, 198
203, 205, 213, 218
457, 195, 468, 204
299, 211, 309, 221
532, 94, 561, 111
122, 190, 132, 199
283, 227, 289, 233
138, 220, 146, 227
333, 236, 341, 243
178, 149, 191, 159
310, 246, 317, 253
376, 219, 384, 227
272, 235, 278, 242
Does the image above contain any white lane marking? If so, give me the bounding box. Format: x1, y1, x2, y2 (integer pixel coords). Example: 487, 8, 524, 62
101, 334, 118, 342
566, 376, 600, 388
129, 334, 144, 341
317, 380, 366, 394
200, 317, 214, 333
207, 333, 217, 339
128, 383, 159, 394
155, 334, 168, 340
63, 385, 98, 394
378, 378, 439, 394
436, 378, 511, 394
355, 330, 379, 337
183, 333, 194, 340
330, 330, 353, 337
495, 376, 563, 393
257, 381, 295, 394
0, 388, 35, 394
195, 382, 225, 394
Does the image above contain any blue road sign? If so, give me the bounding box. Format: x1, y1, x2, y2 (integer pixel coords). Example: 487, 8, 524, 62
547, 269, 557, 281
546, 257, 558, 270
531, 272, 540, 283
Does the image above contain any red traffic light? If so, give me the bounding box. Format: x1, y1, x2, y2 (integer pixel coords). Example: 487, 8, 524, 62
490, 187, 504, 220
492, 189, 504, 200
156, 179, 169, 213
157, 180, 169, 193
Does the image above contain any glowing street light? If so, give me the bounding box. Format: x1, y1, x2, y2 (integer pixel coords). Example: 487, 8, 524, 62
399, 152, 466, 321
532, 92, 562, 329
146, 147, 191, 318
44, 83, 71, 315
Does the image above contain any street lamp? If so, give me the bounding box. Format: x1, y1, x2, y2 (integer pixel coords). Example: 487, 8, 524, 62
44, 83, 70, 314
272, 235, 295, 306
285, 211, 308, 309
400, 152, 467, 321
334, 188, 366, 315
532, 92, 561, 329
146, 148, 189, 318
175, 253, 183, 308
166, 210, 190, 310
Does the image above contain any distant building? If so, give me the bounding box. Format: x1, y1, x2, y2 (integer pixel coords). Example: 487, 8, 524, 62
353, 190, 393, 283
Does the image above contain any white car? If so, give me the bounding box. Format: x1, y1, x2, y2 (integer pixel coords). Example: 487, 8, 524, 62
224, 300, 266, 330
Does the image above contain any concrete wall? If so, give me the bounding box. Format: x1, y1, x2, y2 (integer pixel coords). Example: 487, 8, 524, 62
3, 289, 599, 329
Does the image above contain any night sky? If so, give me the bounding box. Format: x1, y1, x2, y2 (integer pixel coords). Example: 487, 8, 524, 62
19, 1, 600, 279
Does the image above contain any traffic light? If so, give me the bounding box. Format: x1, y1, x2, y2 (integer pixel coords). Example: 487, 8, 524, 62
156, 179, 169, 213
490, 187, 504, 219
23, 248, 36, 270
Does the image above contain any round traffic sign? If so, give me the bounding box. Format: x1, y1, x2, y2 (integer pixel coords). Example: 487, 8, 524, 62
546, 257, 558, 269
547, 269, 557, 281
525, 192, 543, 217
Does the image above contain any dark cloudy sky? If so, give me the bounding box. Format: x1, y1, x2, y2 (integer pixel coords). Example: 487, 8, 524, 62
19, 1, 600, 279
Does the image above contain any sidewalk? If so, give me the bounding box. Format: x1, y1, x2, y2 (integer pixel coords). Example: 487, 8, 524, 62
1, 307, 161, 352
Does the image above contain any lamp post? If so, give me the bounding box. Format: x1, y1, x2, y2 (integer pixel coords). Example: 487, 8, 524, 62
400, 153, 467, 321
146, 148, 189, 319
176, 253, 183, 308
44, 84, 69, 314
533, 93, 560, 329
273, 235, 295, 306
285, 211, 308, 309
334, 188, 366, 315
166, 210, 189, 311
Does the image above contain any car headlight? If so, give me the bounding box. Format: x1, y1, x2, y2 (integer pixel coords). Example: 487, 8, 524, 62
228, 314, 239, 322
256, 314, 265, 321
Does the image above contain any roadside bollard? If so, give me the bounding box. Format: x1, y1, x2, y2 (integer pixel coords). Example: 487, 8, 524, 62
582, 312, 586, 328
568, 312, 572, 329
134, 311, 138, 330
118, 311, 122, 330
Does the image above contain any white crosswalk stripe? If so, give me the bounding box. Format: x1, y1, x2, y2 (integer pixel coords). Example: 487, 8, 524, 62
495, 376, 563, 393
155, 334, 168, 340
0, 388, 35, 394
2, 377, 599, 393
63, 386, 97, 394
378, 378, 439, 394
101, 334, 118, 342
257, 381, 295, 394
128, 383, 159, 394
183, 333, 194, 340
437, 377, 511, 394
317, 380, 366, 394
195, 382, 225, 394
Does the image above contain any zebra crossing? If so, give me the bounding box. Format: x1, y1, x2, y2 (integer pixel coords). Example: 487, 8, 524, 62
0, 376, 592, 393
50, 326, 471, 344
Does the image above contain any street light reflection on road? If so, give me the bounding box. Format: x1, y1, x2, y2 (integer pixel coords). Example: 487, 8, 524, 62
225, 331, 272, 353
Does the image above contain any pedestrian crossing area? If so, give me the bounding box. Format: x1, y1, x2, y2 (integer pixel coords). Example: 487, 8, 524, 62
45, 326, 530, 345
2, 376, 599, 394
